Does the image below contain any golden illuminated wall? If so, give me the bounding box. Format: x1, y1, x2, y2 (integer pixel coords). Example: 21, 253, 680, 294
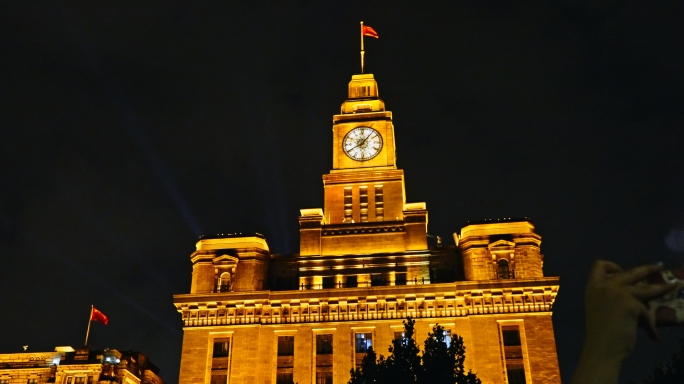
178, 319, 559, 384
322, 170, 405, 225
459, 220, 544, 281
0, 349, 164, 384
174, 278, 560, 384
0, 352, 56, 384
190, 236, 270, 293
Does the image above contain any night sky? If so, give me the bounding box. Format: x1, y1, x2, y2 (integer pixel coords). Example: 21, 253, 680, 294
2, 2, 684, 383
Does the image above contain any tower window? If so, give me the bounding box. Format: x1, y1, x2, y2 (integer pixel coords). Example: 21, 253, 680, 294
346, 275, 358, 288
354, 85, 372, 98
344, 188, 352, 222
395, 273, 407, 286
374, 185, 384, 221
360, 186, 368, 222
498, 259, 512, 279
218, 272, 231, 292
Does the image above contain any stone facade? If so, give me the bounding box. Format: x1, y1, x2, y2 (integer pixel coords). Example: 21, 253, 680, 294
0, 347, 164, 384
174, 73, 561, 384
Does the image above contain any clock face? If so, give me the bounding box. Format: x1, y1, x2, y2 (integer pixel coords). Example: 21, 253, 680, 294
342, 126, 383, 161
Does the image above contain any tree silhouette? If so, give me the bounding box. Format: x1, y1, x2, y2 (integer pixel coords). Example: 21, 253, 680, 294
641, 338, 684, 384
349, 346, 383, 384
349, 317, 481, 384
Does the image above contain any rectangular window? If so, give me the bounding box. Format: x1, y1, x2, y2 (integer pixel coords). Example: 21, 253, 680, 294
501, 325, 526, 384
344, 188, 352, 222
74, 377, 84, 384
395, 273, 406, 286
210, 375, 227, 384
66, 377, 74, 384
360, 186, 368, 222
27, 380, 38, 384
433, 267, 454, 283
355, 332, 372, 353
374, 185, 383, 221
371, 274, 386, 287
278, 336, 295, 356
276, 372, 294, 384
502, 328, 522, 346
315, 371, 333, 384
346, 275, 357, 288
211, 337, 231, 382
277, 335, 295, 383
213, 340, 230, 358
1, 379, 9, 384
316, 334, 333, 355
444, 330, 452, 348
507, 367, 526, 384
394, 331, 408, 347
322, 276, 335, 289
87, 377, 93, 384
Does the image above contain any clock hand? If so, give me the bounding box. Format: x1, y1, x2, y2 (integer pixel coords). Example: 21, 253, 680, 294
349, 132, 376, 152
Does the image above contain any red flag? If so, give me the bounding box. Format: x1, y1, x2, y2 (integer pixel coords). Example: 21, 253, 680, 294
91, 307, 109, 325
362, 25, 378, 38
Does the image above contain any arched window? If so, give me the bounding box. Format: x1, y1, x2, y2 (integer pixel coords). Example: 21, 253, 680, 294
498, 259, 512, 279
219, 272, 232, 292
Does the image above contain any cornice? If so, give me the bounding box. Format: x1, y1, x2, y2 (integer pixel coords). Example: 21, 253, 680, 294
173, 278, 559, 327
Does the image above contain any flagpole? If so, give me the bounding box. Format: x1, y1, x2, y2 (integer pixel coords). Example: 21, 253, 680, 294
84, 305, 92, 346
360, 21, 365, 73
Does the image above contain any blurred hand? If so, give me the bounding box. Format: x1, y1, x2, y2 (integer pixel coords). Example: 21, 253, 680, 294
572, 260, 679, 384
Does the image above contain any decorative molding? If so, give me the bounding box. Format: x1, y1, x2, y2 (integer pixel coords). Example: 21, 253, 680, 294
175, 280, 559, 327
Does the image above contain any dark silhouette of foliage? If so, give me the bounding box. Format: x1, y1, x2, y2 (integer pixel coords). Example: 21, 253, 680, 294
348, 317, 481, 384
641, 338, 684, 384
349, 346, 383, 384
384, 317, 424, 384
422, 324, 481, 384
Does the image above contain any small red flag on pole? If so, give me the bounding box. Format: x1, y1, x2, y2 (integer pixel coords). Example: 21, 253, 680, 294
360, 22, 379, 73
362, 25, 379, 38
91, 307, 109, 325
84, 305, 109, 346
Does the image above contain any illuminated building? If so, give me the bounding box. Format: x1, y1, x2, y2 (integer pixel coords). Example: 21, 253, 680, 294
173, 73, 561, 383
0, 346, 164, 384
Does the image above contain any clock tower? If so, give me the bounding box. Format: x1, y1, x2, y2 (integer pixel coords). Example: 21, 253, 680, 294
299, 73, 428, 258
174, 69, 561, 384
331, 74, 396, 170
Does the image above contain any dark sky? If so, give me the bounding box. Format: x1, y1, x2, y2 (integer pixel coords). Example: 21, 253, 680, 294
2, 1, 683, 383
